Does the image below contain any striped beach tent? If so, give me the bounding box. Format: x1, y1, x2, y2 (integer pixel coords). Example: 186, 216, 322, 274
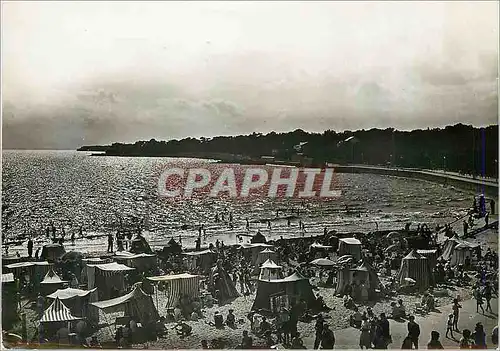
87, 262, 135, 300
396, 250, 434, 290
147, 273, 200, 308
338, 238, 362, 261
40, 297, 82, 323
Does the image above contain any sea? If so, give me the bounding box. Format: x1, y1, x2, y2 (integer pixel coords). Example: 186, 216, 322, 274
2, 150, 473, 255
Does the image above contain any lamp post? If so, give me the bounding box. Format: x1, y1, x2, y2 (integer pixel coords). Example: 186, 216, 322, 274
443, 156, 446, 173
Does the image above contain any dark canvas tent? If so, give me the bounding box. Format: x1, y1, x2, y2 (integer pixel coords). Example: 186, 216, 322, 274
2, 273, 18, 329
5, 261, 53, 289
209, 264, 239, 302
115, 252, 157, 272
147, 273, 200, 308
184, 249, 216, 274
338, 238, 362, 260
252, 272, 315, 312
129, 234, 153, 254
239, 243, 274, 264
334, 261, 383, 296
41, 244, 66, 262
416, 249, 439, 268
91, 284, 159, 327
396, 250, 434, 290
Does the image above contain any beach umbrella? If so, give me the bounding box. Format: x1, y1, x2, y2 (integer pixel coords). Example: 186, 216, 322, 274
386, 232, 402, 239
404, 277, 416, 284
338, 254, 353, 261
309, 258, 336, 267
61, 251, 84, 262
384, 244, 399, 253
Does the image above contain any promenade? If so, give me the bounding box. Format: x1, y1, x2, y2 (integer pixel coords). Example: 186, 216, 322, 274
330, 164, 498, 198
303, 298, 498, 349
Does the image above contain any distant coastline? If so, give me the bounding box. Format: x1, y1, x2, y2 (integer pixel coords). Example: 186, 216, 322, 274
76, 123, 499, 177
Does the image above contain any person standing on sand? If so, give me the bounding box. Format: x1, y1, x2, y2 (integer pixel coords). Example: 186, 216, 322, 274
313, 315, 324, 349
407, 315, 420, 349
320, 324, 335, 349
472, 322, 487, 349
107, 233, 114, 253
241, 330, 252, 349
359, 317, 371, 349
483, 282, 493, 313
27, 238, 33, 258
452, 299, 462, 331
474, 287, 485, 314
427, 331, 444, 349
445, 314, 454, 339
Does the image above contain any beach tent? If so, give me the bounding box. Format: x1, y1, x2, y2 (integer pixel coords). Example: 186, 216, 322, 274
255, 249, 278, 268
416, 249, 439, 268
2, 273, 18, 329
259, 259, 284, 281
5, 261, 53, 288
335, 266, 352, 296
79, 258, 112, 287
252, 272, 316, 312
208, 264, 239, 302
87, 262, 135, 300
338, 238, 362, 261
41, 269, 68, 295
40, 297, 82, 323
310, 242, 334, 259
310, 242, 333, 250
161, 238, 182, 256
184, 249, 216, 274
310, 258, 336, 267
351, 261, 383, 292
452, 244, 475, 266
129, 234, 153, 254
396, 250, 434, 290
439, 237, 479, 266
47, 288, 99, 325
147, 273, 200, 308
115, 252, 157, 272
41, 244, 66, 262
239, 243, 274, 264
334, 261, 383, 296
91, 284, 159, 327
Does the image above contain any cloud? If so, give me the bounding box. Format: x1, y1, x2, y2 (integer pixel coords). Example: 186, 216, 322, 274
2, 2, 497, 149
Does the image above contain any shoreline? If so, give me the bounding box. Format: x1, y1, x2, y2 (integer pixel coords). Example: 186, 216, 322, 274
80, 151, 499, 197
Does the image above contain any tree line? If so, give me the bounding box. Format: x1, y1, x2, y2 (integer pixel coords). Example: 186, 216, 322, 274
78, 123, 498, 177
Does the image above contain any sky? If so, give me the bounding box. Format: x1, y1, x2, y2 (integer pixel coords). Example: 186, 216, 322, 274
2, 1, 499, 149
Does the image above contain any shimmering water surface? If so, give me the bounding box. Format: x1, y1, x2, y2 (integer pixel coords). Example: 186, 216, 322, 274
2, 150, 472, 254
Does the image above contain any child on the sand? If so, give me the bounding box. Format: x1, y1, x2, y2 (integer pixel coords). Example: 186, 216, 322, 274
445, 314, 454, 339
452, 298, 462, 331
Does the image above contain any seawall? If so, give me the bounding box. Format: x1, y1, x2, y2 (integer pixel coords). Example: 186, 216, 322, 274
331, 165, 498, 198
